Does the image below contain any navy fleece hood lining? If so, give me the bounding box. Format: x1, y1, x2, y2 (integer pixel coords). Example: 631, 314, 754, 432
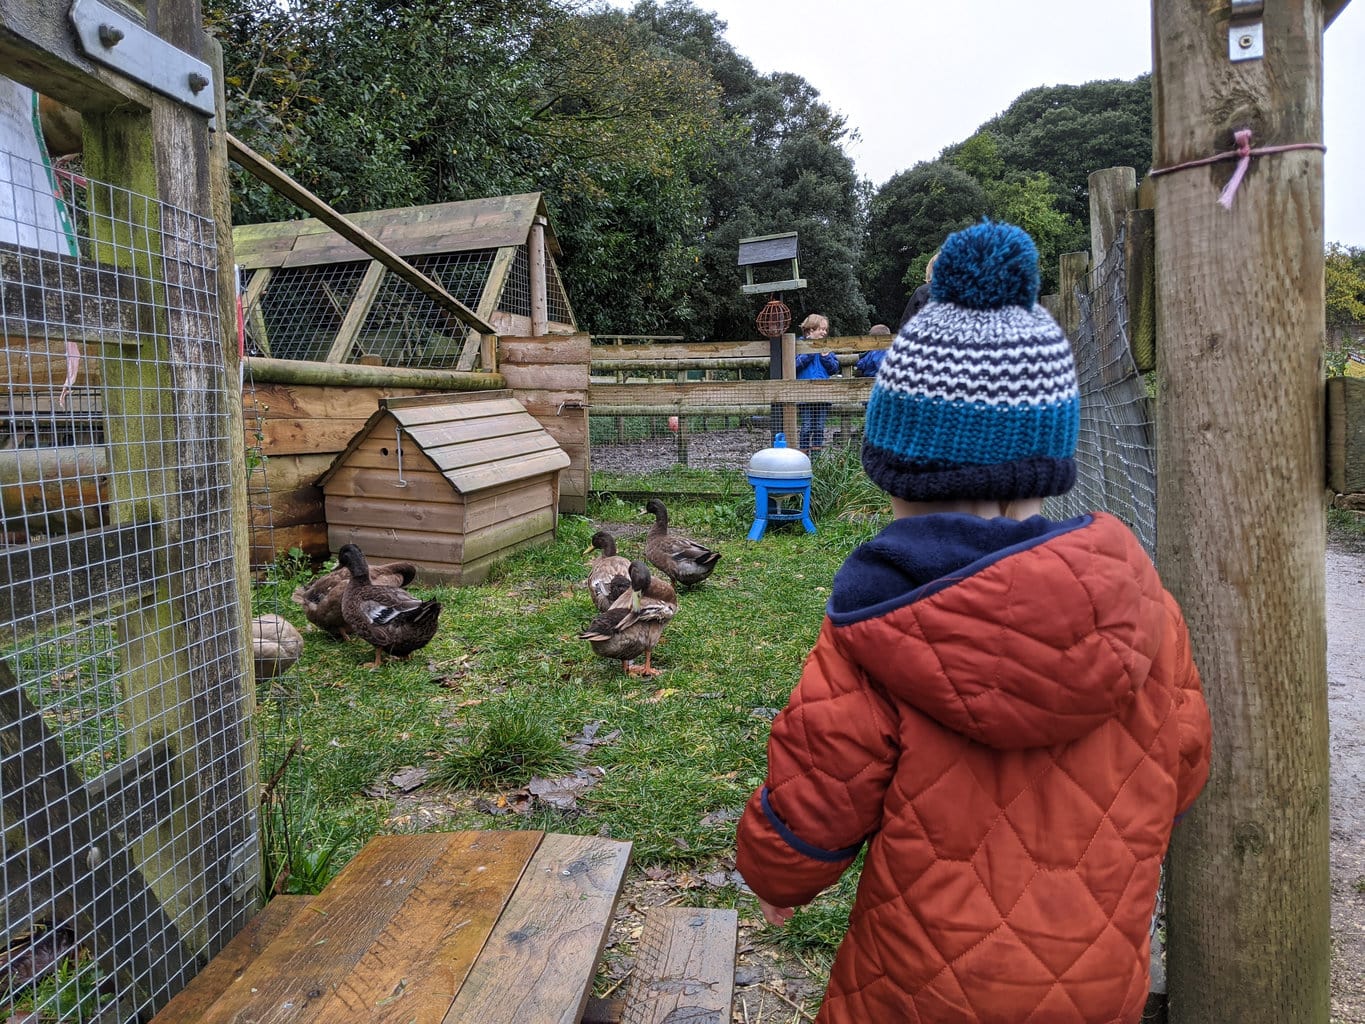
827, 513, 1093, 625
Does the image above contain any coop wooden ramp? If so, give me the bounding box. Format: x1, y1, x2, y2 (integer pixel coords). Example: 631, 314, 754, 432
150, 830, 633, 1023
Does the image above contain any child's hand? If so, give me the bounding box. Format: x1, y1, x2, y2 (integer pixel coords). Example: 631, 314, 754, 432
758, 898, 795, 927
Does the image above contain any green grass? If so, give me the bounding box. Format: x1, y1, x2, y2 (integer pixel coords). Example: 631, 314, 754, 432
1328, 506, 1365, 552
254, 489, 892, 964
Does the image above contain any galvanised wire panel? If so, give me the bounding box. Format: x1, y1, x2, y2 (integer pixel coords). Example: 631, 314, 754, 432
1043, 229, 1157, 558
498, 244, 531, 318
349, 251, 488, 368
254, 260, 369, 362
546, 251, 574, 327
1, 153, 254, 1022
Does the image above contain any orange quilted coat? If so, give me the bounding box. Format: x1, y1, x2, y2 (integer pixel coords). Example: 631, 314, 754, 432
736, 512, 1211, 1024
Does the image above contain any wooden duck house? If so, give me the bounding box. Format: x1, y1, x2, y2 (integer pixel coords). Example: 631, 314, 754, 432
318, 391, 569, 583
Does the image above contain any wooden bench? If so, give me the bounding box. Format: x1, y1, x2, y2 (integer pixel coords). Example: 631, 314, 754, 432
152, 830, 738, 1024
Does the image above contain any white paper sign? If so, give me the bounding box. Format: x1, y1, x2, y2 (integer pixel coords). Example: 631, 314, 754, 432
0, 77, 78, 255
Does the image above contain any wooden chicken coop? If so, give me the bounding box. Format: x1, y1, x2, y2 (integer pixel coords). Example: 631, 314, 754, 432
233, 193, 577, 371
317, 391, 570, 583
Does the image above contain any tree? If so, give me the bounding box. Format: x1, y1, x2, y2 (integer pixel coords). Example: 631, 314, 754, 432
206, 0, 727, 336
1325, 243, 1365, 374
629, 1, 875, 339
861, 161, 987, 324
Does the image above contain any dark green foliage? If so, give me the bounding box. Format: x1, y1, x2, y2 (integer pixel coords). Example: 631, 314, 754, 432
864, 76, 1151, 316
861, 161, 988, 323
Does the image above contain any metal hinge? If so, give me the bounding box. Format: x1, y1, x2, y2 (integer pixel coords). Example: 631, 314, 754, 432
69, 0, 216, 116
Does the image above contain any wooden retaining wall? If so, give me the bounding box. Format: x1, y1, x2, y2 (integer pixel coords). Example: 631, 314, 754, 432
497, 335, 590, 515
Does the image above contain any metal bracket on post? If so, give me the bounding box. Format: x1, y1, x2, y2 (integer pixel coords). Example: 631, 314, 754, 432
68, 0, 216, 116
1228, 0, 1264, 62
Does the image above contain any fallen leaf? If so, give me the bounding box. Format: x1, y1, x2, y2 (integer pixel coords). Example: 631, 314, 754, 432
525, 767, 607, 810
647, 688, 678, 703
389, 767, 429, 793
700, 807, 740, 827
642, 865, 674, 882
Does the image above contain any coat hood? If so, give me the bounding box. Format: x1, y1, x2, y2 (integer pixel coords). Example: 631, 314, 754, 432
827, 512, 1167, 749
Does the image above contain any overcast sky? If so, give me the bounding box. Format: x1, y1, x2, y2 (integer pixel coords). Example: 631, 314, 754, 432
611, 0, 1364, 247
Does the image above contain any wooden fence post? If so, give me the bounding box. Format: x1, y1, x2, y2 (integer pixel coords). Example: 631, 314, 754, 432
780, 332, 797, 445
1153, 0, 1331, 1019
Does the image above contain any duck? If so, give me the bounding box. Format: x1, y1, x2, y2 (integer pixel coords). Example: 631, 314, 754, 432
337, 544, 442, 668
643, 498, 722, 587
292, 559, 418, 639
585, 530, 632, 612
578, 560, 676, 677
252, 613, 304, 678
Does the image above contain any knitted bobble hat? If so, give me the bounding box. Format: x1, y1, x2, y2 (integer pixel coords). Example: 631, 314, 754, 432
861, 220, 1080, 503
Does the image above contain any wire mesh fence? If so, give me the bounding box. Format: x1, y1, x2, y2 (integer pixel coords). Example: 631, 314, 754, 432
2, 152, 254, 1021
1043, 229, 1157, 557
587, 243, 1157, 550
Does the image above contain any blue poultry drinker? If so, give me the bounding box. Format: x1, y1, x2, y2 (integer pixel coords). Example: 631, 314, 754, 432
746, 433, 815, 541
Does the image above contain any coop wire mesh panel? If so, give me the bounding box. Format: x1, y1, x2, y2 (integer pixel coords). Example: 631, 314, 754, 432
1042, 229, 1157, 558
2, 151, 255, 1022
245, 251, 489, 370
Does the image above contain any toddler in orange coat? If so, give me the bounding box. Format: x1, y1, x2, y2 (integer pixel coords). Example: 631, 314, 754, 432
736, 221, 1212, 1024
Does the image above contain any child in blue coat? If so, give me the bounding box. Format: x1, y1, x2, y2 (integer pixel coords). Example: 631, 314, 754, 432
796, 314, 839, 452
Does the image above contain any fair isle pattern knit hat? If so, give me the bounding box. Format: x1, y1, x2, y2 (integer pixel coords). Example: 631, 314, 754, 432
861, 221, 1080, 502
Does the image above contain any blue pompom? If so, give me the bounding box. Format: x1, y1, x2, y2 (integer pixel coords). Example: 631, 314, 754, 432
930, 221, 1040, 309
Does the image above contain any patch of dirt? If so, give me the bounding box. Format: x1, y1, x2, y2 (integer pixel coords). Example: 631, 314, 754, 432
1329, 540, 1365, 1022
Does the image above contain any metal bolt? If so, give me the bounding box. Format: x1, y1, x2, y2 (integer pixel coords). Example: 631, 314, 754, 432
97, 24, 124, 47
188, 73, 209, 94
1238, 33, 1255, 49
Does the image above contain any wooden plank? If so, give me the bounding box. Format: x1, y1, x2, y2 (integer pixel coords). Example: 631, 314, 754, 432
152, 896, 309, 1023
620, 908, 738, 1024
233, 194, 547, 269
325, 493, 463, 534
260, 416, 372, 455
443, 833, 632, 1024
323, 465, 455, 505
196, 833, 535, 1023
463, 480, 552, 533
406, 412, 546, 447
250, 483, 321, 530
500, 336, 595, 367
425, 431, 563, 475
252, 522, 328, 564
327, 524, 464, 565
226, 134, 495, 334
260, 453, 337, 494
460, 506, 556, 563
301, 832, 545, 1024
446, 450, 568, 494
326, 261, 388, 363
588, 378, 872, 407
1327, 376, 1365, 495
498, 363, 590, 392
0, 243, 152, 341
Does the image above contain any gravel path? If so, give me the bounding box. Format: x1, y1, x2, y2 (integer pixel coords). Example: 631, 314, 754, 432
1329, 540, 1365, 1021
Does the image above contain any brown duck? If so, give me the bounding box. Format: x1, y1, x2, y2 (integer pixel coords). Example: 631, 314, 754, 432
643, 498, 721, 587
337, 544, 441, 668
293, 559, 417, 639
585, 530, 632, 612
578, 560, 676, 677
